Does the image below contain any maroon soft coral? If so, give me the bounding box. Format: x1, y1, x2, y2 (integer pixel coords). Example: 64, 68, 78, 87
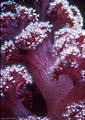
0, 0, 85, 120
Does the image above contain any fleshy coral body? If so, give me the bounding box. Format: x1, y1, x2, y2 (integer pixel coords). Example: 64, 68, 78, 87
0, 0, 85, 120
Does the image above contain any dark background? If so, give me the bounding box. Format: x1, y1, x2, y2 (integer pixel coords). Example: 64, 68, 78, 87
1, 0, 85, 28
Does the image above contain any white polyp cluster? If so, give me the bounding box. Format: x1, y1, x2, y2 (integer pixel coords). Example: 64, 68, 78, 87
18, 116, 51, 120
1, 1, 15, 7
16, 6, 39, 21
1, 1, 39, 22
52, 28, 85, 59
63, 100, 85, 120
0, 12, 15, 27
47, 0, 83, 28
80, 69, 85, 82
47, 0, 69, 13
70, 5, 83, 28
81, 44, 85, 58
15, 21, 53, 50
0, 3, 39, 36
0, 1, 16, 12
1, 12, 15, 19
1, 40, 17, 61
0, 64, 33, 97
49, 28, 85, 75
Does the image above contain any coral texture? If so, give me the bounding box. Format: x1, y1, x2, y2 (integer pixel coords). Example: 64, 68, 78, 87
0, 0, 85, 120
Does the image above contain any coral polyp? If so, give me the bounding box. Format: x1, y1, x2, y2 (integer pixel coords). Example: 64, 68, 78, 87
0, 0, 85, 120
46, 0, 83, 28
63, 100, 85, 120
15, 21, 52, 50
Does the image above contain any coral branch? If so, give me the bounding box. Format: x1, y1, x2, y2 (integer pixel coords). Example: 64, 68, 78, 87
0, 64, 33, 117
1, 0, 85, 119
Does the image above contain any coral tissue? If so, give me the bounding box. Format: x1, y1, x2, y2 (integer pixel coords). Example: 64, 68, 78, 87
0, 0, 85, 120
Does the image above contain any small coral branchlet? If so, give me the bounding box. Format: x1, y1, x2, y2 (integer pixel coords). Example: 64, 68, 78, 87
15, 22, 52, 50
49, 28, 85, 84
0, 2, 39, 41
16, 6, 39, 22
46, 0, 83, 29
63, 100, 85, 120
0, 64, 33, 97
